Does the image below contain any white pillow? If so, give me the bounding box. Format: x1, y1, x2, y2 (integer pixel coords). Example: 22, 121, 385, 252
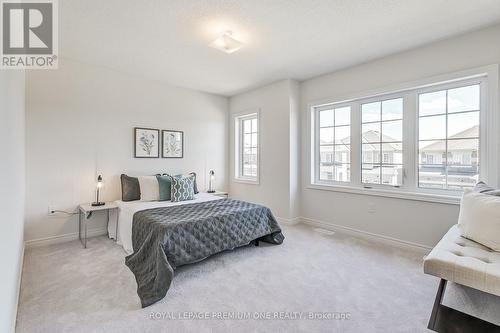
458, 189, 500, 251
138, 176, 160, 201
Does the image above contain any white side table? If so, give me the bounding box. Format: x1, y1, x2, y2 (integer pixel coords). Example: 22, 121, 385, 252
78, 202, 118, 248
209, 191, 229, 198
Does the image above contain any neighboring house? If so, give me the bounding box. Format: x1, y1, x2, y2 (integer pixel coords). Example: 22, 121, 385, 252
360, 130, 402, 165
419, 125, 479, 188
320, 130, 402, 183
420, 125, 478, 166
320, 126, 478, 187
319, 142, 351, 181
360, 130, 402, 185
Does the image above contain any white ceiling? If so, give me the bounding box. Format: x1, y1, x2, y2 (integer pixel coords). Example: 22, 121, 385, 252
60, 0, 500, 96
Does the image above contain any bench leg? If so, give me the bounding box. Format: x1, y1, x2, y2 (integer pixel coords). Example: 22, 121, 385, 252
427, 279, 500, 332
428, 279, 447, 330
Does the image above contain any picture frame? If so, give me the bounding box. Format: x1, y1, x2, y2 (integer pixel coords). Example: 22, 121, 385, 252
134, 127, 160, 158
162, 130, 184, 158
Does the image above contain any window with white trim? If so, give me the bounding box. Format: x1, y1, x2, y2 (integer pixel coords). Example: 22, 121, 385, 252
418, 84, 480, 190
361, 98, 403, 186
317, 105, 351, 182
234, 112, 259, 182
310, 72, 493, 199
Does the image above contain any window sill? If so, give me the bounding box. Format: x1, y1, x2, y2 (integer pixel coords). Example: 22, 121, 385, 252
307, 183, 461, 205
233, 178, 260, 185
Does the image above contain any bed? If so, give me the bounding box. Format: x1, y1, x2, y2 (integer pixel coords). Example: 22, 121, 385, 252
107, 193, 284, 307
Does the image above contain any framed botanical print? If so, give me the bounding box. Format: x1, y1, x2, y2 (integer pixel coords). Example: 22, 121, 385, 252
162, 130, 184, 158
134, 127, 160, 158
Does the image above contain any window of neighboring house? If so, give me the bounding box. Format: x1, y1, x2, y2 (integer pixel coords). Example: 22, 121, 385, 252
234, 112, 259, 182
418, 84, 480, 190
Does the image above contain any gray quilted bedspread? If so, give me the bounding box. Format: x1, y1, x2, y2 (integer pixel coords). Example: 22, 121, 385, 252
125, 198, 284, 307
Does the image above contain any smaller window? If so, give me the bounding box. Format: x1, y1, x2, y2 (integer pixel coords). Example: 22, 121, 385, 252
234, 112, 259, 182
316, 105, 351, 183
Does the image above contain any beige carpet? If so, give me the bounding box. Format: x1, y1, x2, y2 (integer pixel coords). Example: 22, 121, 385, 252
16, 224, 439, 332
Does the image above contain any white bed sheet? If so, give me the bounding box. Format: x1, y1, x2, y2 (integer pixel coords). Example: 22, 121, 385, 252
108, 193, 223, 254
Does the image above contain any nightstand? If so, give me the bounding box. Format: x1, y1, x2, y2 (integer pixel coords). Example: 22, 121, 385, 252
209, 191, 229, 198
78, 202, 118, 248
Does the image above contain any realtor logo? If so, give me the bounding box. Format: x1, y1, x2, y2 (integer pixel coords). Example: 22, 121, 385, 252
1, 0, 58, 69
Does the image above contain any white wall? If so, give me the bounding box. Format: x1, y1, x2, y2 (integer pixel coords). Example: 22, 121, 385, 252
25, 59, 229, 243
0, 71, 25, 333
289, 81, 301, 219
300, 24, 500, 247
229, 80, 300, 221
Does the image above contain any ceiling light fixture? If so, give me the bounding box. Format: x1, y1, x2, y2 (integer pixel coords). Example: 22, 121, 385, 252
210, 31, 243, 54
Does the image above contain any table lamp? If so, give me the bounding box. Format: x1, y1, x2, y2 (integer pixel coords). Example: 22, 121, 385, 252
91, 175, 105, 206
207, 170, 215, 193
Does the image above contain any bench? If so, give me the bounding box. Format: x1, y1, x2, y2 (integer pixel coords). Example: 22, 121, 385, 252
424, 225, 500, 332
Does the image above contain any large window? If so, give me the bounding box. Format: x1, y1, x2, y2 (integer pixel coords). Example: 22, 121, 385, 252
234, 112, 259, 182
310, 70, 493, 201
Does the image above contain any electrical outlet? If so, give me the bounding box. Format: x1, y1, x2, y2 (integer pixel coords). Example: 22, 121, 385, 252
48, 206, 56, 216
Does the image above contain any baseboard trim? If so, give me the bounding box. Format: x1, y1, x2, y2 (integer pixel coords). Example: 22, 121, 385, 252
13, 242, 25, 333
24, 228, 108, 249
277, 216, 301, 225
300, 217, 432, 254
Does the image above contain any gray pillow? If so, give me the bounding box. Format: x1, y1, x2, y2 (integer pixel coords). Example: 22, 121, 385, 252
156, 175, 173, 201
121, 174, 141, 201
189, 172, 199, 194
171, 175, 195, 202
472, 181, 500, 196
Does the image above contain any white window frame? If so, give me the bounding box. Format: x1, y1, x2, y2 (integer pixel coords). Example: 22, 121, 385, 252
415, 79, 484, 195
307, 65, 498, 205
313, 103, 352, 185
234, 110, 260, 184
358, 93, 405, 188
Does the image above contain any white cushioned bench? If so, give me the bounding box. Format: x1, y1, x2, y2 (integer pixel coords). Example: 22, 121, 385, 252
424, 224, 500, 331
424, 224, 500, 297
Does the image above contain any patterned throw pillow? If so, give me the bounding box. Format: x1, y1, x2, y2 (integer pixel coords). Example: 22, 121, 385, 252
171, 175, 195, 202
162, 172, 199, 194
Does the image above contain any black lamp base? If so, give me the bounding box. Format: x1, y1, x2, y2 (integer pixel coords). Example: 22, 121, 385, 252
91, 202, 105, 207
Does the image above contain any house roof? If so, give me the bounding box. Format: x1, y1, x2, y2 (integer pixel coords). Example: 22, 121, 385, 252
361, 131, 402, 151
421, 125, 479, 151
320, 126, 478, 153
320, 130, 402, 152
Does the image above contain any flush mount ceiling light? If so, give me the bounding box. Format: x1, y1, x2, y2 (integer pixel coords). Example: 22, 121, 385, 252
210, 31, 243, 54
